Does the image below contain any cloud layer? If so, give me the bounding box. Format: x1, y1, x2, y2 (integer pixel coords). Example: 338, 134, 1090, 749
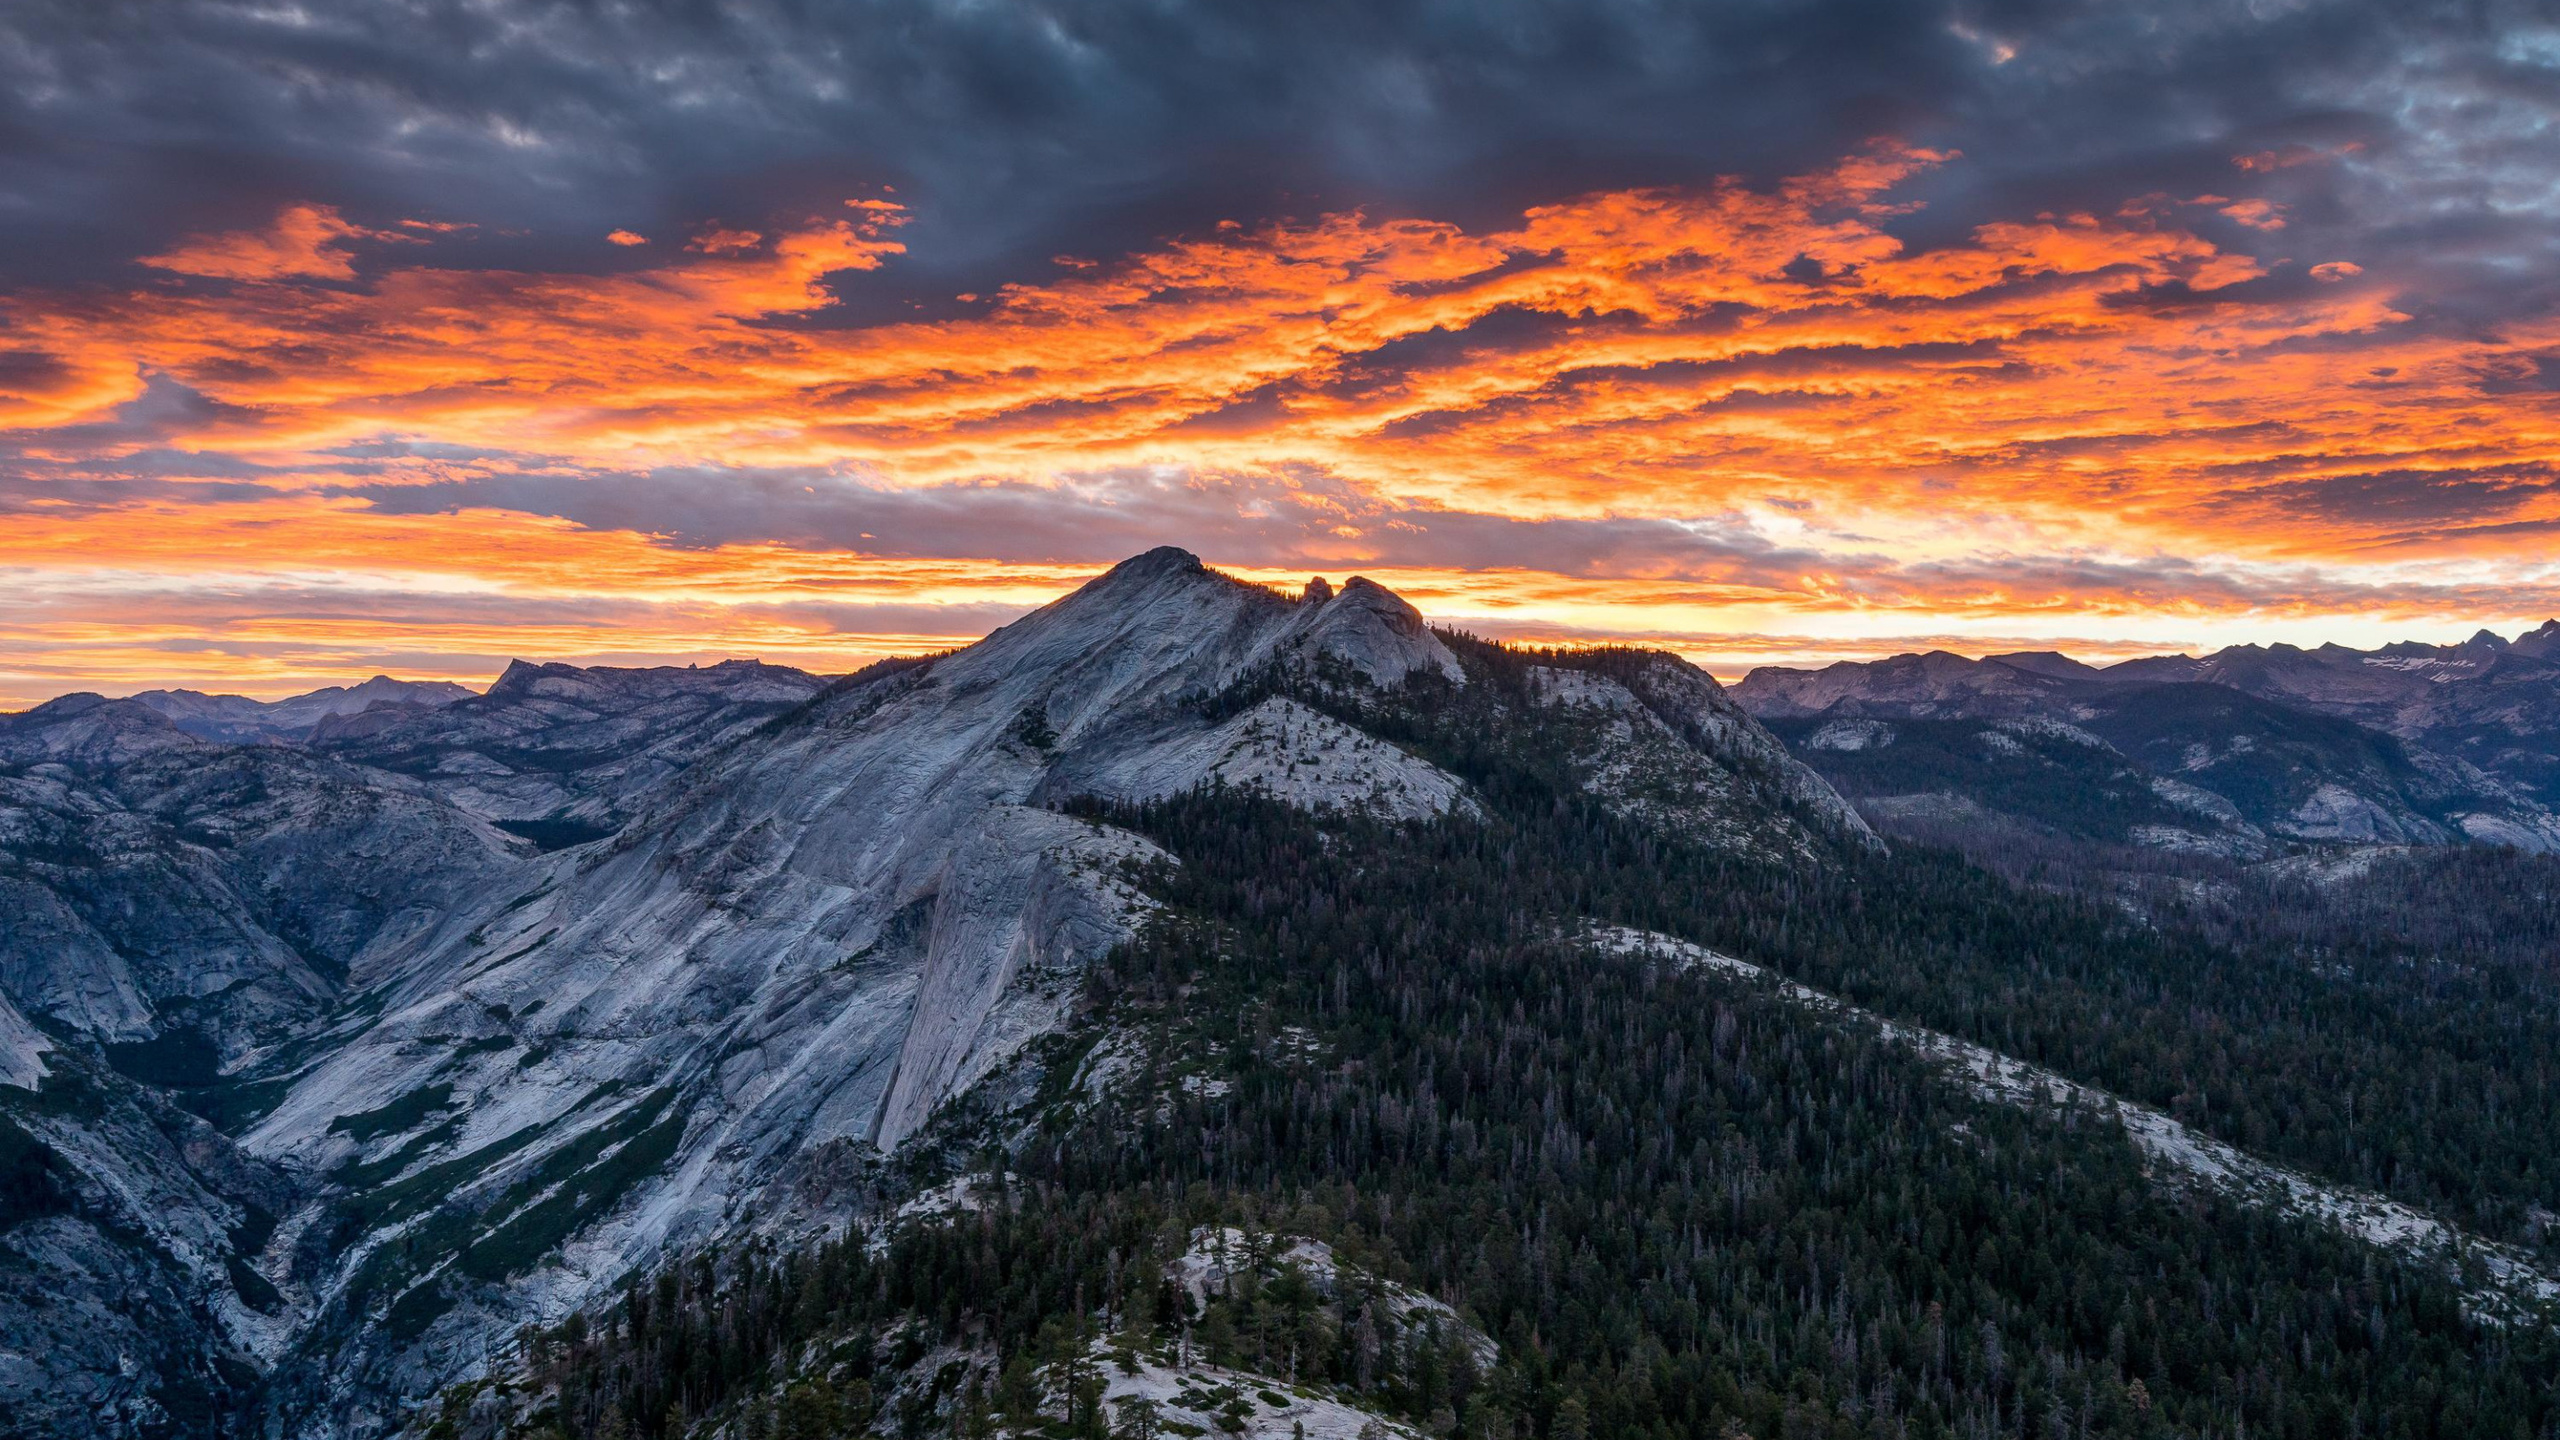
4, 2, 2559, 701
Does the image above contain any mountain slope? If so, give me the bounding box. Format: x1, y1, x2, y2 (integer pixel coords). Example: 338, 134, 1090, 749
13, 554, 2558, 1440
0, 696, 531, 1063
192, 549, 1854, 1434
477, 741, 2560, 1440
309, 659, 830, 846
130, 679, 475, 745
1737, 633, 2560, 854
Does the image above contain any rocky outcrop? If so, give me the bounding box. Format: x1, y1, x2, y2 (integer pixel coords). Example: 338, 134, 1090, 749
1045, 697, 1472, 821
1736, 625, 2560, 853
0, 549, 1859, 1438
1528, 653, 1875, 856
310, 658, 829, 837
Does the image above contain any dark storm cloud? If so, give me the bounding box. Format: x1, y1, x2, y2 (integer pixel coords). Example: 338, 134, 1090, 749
3, 0, 2555, 324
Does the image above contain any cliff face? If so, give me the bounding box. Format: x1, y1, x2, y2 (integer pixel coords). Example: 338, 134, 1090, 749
1734, 630, 2560, 855
0, 550, 1858, 1438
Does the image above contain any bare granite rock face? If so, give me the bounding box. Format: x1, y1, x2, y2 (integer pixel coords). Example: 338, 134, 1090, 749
1735, 631, 2560, 854
1527, 653, 1876, 858
0, 697, 531, 1061
0, 1048, 305, 1440
0, 550, 1864, 1439
309, 657, 830, 839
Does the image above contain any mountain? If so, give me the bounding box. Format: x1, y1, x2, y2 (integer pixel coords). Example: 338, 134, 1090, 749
309, 659, 829, 846
471, 614, 2560, 1440
0, 694, 528, 1060
0, 551, 1869, 1437
10, 555, 2560, 1440
130, 678, 476, 744
0, 694, 538, 1439
1727, 648, 2081, 720
1733, 625, 2560, 855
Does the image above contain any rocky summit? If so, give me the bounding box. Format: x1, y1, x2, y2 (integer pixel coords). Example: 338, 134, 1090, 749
0, 551, 1864, 1438
13, 555, 2560, 1440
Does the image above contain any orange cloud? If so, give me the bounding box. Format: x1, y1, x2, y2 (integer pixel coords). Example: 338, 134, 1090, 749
688, 226, 764, 255
2217, 198, 2288, 231
606, 229, 650, 247
139, 204, 390, 282
8, 147, 2560, 697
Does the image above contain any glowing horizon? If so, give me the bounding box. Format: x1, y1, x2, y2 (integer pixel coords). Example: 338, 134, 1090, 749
8, 7, 2560, 710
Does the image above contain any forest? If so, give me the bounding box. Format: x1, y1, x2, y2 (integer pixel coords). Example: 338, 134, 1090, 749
482, 642, 2560, 1440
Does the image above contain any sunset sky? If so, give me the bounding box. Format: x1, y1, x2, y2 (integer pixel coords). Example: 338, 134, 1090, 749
5, 1, 2560, 705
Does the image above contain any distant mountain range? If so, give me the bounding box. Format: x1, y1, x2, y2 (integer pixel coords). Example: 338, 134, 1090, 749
1731, 622, 2560, 856
128, 677, 478, 744
0, 551, 1869, 1437
8, 562, 2560, 1440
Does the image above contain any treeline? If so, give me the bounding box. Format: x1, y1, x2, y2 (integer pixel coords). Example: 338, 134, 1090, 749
512, 783, 2555, 1440
496, 646, 2560, 1439
1324, 645, 2560, 1257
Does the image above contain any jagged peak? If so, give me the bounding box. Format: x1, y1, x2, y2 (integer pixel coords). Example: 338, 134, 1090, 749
1019, 547, 1240, 627
954, 548, 1462, 708
486, 658, 552, 696
1303, 575, 1334, 604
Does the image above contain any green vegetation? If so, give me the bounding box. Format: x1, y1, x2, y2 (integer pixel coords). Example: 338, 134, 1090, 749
1760, 714, 2189, 842
504, 641, 2560, 1440
327, 1083, 455, 1141
103, 1027, 224, 1090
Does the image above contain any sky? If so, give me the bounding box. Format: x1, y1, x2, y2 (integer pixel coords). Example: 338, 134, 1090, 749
5, 0, 2560, 705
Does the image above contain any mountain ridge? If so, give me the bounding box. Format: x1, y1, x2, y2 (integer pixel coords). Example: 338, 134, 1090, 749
1733, 622, 2560, 855
0, 549, 1870, 1438
10, 552, 2560, 1440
